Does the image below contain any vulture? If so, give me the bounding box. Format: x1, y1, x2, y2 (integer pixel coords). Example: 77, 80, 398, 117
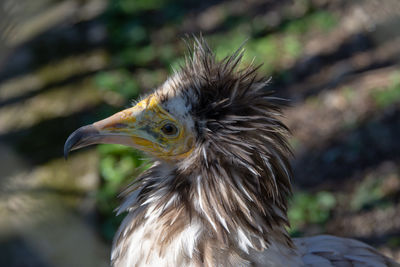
64, 38, 399, 267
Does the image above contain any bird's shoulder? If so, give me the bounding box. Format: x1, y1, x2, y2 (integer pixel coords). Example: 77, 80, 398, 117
294, 235, 400, 267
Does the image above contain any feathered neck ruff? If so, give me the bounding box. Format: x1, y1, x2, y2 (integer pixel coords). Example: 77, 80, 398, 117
113, 39, 294, 265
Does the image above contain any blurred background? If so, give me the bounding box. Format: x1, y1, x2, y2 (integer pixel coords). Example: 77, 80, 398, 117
0, 0, 399, 266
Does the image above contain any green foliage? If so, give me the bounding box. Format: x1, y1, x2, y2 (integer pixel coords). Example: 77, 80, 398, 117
119, 46, 157, 66
351, 176, 384, 211
372, 74, 400, 108
209, 10, 337, 75
309, 11, 337, 31
284, 11, 337, 34
249, 36, 279, 73
288, 191, 336, 232
388, 237, 400, 248
212, 31, 249, 61
97, 144, 150, 241
211, 33, 286, 74
283, 35, 302, 58
95, 69, 140, 99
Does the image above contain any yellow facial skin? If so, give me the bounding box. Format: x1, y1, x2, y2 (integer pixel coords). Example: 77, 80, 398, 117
93, 94, 194, 161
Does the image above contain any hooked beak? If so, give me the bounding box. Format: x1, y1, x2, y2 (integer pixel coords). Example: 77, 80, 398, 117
64, 110, 139, 159
64, 94, 193, 161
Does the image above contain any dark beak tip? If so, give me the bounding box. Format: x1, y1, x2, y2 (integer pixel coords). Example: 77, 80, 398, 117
64, 125, 99, 160
63, 143, 70, 160
64, 130, 77, 160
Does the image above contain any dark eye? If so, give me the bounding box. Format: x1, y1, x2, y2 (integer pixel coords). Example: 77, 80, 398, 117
161, 123, 178, 136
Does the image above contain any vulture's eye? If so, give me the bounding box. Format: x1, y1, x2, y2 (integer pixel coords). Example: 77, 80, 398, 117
161, 123, 178, 136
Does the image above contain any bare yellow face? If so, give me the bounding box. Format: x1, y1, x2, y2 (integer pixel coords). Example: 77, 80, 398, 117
64, 94, 195, 161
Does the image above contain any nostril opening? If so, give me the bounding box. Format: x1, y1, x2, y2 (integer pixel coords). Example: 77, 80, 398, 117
113, 123, 128, 128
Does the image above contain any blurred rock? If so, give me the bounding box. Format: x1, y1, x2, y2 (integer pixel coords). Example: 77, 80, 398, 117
0, 147, 110, 267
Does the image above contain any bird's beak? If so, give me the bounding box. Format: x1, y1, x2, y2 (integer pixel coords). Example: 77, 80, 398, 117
64, 94, 193, 160
64, 113, 132, 159
64, 96, 159, 159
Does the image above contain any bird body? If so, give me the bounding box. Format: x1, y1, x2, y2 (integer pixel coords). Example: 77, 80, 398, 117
65, 38, 399, 267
